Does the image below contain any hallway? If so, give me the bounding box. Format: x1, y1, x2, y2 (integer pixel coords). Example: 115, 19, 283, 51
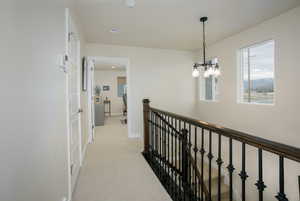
73, 117, 172, 201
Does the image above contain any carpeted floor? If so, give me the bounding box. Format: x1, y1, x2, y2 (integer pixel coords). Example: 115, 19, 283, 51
72, 116, 172, 201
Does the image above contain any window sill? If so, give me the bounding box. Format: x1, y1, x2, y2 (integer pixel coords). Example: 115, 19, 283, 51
199, 100, 219, 103
237, 101, 275, 106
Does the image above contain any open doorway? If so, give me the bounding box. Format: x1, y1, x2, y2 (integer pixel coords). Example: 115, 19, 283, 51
86, 56, 131, 139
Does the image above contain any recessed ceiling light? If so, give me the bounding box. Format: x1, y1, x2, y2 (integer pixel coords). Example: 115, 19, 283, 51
110, 28, 119, 33
125, 0, 135, 8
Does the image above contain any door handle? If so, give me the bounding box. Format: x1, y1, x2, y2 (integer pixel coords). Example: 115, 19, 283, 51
78, 108, 83, 113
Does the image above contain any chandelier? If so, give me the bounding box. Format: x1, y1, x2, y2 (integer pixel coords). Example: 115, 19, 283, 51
192, 17, 220, 78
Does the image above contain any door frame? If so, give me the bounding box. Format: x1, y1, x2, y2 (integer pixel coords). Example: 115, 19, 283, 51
88, 56, 132, 138
65, 8, 83, 201
87, 57, 95, 144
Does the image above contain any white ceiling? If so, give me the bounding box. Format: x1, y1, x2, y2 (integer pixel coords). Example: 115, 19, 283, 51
74, 0, 300, 50
95, 64, 126, 70
94, 56, 127, 70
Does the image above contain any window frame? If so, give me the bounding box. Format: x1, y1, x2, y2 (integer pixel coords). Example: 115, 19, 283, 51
117, 76, 127, 97
237, 39, 276, 106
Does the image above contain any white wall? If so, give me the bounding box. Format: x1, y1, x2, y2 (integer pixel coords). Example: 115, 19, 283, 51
194, 6, 300, 201
0, 1, 71, 201
86, 44, 196, 138
94, 69, 126, 115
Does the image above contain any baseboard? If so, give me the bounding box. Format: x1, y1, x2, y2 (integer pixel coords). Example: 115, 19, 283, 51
109, 113, 123, 116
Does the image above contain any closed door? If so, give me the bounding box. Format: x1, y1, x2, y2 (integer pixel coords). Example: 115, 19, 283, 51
67, 15, 82, 193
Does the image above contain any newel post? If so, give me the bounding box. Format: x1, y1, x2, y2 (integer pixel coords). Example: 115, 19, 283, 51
143, 99, 150, 155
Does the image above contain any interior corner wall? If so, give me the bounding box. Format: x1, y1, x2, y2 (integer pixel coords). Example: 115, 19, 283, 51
86, 44, 196, 138
0, 1, 70, 201
193, 6, 300, 201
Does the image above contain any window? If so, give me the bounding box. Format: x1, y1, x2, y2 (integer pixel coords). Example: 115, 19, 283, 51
200, 58, 219, 101
117, 76, 127, 97
239, 40, 275, 104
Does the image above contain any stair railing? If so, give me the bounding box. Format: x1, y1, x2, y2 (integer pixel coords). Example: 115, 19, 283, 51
142, 99, 300, 201
143, 99, 208, 201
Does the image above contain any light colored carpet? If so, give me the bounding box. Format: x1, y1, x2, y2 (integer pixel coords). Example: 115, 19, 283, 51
73, 116, 172, 201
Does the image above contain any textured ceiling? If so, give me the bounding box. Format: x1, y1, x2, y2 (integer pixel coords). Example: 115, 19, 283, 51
74, 0, 300, 50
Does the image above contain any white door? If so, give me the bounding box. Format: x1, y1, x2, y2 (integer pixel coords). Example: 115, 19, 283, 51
66, 12, 82, 195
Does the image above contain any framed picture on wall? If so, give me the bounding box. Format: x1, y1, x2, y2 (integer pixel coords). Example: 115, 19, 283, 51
82, 56, 88, 91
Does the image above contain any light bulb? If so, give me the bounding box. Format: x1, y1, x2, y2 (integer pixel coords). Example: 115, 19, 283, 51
214, 68, 221, 77
204, 70, 209, 78
192, 68, 200, 77
207, 67, 214, 75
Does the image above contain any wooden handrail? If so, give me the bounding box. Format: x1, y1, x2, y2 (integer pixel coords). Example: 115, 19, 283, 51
150, 107, 300, 163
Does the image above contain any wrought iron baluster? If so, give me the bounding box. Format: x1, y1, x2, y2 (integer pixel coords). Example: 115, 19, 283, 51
193, 126, 198, 201
216, 134, 223, 201
200, 128, 205, 201
227, 138, 235, 201
179, 120, 182, 200
159, 115, 162, 179
163, 114, 167, 181
255, 148, 266, 201
188, 123, 192, 196
187, 124, 191, 201
167, 115, 171, 189
153, 111, 156, 158
155, 113, 158, 160
149, 111, 153, 159
152, 111, 155, 157
207, 130, 214, 201
275, 156, 288, 201
239, 142, 248, 201
148, 111, 151, 156
175, 118, 178, 200
182, 129, 188, 201
169, 116, 174, 196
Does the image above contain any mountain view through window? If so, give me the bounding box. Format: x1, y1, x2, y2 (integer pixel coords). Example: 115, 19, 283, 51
240, 40, 275, 104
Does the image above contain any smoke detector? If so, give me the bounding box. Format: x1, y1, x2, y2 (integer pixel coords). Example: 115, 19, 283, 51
125, 0, 135, 8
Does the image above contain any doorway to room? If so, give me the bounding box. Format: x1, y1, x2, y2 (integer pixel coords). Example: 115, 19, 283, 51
86, 56, 131, 139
